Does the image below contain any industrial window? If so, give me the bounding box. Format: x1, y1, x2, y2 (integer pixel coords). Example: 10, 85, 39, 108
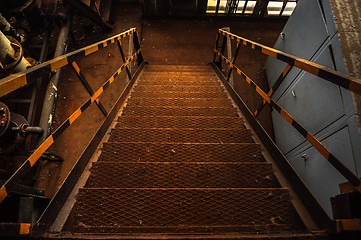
206, 0, 297, 16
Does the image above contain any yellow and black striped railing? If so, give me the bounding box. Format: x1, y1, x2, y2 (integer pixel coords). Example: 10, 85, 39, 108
0, 28, 143, 235
213, 28, 361, 193
0, 28, 139, 98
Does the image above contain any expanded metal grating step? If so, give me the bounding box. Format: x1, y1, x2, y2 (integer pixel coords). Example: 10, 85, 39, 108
86, 162, 280, 188
116, 116, 245, 129
126, 97, 233, 108
122, 106, 239, 117
109, 128, 254, 143
130, 91, 227, 98
133, 85, 224, 92
99, 142, 265, 163
144, 65, 213, 72
141, 72, 217, 76
138, 77, 219, 84
73, 188, 301, 233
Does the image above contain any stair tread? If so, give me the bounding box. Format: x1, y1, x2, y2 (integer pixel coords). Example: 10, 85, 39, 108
108, 128, 254, 143
126, 97, 233, 107
136, 79, 219, 85
73, 188, 301, 233
121, 106, 239, 116
141, 72, 216, 76
116, 116, 245, 129
134, 85, 224, 92
131, 91, 227, 98
85, 162, 280, 188
99, 142, 264, 163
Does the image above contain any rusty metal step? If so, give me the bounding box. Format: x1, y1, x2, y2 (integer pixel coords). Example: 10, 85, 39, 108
86, 162, 280, 188
133, 85, 224, 92
122, 106, 239, 117
116, 116, 245, 129
137, 78, 218, 85
108, 128, 254, 143
131, 91, 227, 98
45, 232, 330, 239
144, 65, 212, 72
126, 98, 233, 108
99, 142, 264, 163
72, 188, 301, 233
139, 74, 218, 80
141, 72, 217, 77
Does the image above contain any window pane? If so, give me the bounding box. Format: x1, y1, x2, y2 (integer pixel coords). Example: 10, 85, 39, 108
282, 2, 297, 16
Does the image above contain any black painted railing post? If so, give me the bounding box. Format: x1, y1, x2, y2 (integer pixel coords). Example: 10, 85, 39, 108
226, 41, 241, 82
133, 31, 144, 66
117, 39, 133, 80
213, 31, 221, 63
216, 33, 227, 70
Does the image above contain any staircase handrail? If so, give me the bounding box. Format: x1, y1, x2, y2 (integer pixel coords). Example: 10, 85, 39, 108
213, 28, 361, 193
0, 27, 143, 235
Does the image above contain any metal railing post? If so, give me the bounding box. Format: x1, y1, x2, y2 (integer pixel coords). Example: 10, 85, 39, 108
216, 34, 227, 70
133, 31, 143, 67
117, 39, 133, 80
226, 41, 241, 82
213, 31, 221, 63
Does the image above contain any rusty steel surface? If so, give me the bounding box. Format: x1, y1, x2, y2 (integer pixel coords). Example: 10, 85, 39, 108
131, 91, 227, 98
85, 162, 280, 188
137, 78, 220, 85
126, 97, 233, 108
108, 128, 254, 143
122, 106, 239, 117
139, 78, 220, 83
141, 72, 217, 76
133, 85, 224, 92
99, 142, 265, 163
73, 188, 298, 233
116, 116, 245, 129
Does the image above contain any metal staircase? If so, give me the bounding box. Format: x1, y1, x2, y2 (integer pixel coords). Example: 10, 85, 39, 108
1, 27, 360, 239
56, 64, 328, 239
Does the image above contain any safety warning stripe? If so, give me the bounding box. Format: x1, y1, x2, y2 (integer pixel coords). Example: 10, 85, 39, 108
0, 50, 141, 205
218, 29, 361, 95
0, 223, 31, 236
335, 219, 361, 232
253, 64, 292, 117
0, 28, 137, 98
215, 50, 361, 191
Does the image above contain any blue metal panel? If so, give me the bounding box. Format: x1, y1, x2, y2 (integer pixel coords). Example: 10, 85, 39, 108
272, 41, 346, 153
265, 0, 361, 219
265, 0, 329, 99
288, 126, 356, 217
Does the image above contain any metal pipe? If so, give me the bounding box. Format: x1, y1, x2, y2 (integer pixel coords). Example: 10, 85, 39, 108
0, 13, 25, 43
0, 31, 31, 77
37, 7, 72, 146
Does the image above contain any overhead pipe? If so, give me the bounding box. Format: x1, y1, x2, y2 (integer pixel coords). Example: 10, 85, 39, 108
37, 7, 72, 146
